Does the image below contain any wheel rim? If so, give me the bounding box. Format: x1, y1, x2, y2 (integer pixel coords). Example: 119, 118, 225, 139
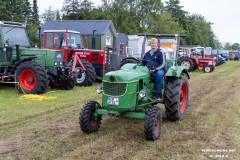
19, 69, 36, 91
205, 67, 211, 72
181, 61, 190, 70
90, 119, 97, 126
179, 83, 187, 114
76, 72, 86, 83
154, 116, 160, 135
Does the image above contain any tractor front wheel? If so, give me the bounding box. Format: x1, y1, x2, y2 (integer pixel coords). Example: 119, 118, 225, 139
165, 73, 189, 121
79, 100, 102, 133
203, 65, 214, 73
76, 60, 96, 86
15, 61, 48, 94
144, 106, 162, 141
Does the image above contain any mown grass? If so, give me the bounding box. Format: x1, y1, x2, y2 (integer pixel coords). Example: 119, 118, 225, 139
0, 61, 240, 160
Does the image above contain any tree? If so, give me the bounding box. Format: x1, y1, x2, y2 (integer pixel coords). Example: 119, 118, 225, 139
56, 9, 61, 20
0, 0, 29, 22
231, 43, 240, 50
165, 0, 188, 30
62, 0, 80, 19
147, 12, 184, 34
41, 6, 57, 22
32, 0, 40, 24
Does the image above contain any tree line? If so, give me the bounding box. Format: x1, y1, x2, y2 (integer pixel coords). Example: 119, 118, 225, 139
0, 0, 239, 50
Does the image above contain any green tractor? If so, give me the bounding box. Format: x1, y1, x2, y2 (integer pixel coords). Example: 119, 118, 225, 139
79, 34, 190, 140
0, 21, 84, 94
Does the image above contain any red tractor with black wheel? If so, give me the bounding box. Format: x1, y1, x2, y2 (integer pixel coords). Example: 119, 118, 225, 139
178, 47, 215, 73
41, 30, 106, 85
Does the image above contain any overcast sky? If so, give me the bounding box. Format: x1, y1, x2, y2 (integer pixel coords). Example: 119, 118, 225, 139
38, 0, 240, 44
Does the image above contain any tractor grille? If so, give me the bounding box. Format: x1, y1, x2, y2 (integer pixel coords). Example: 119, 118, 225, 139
103, 82, 127, 96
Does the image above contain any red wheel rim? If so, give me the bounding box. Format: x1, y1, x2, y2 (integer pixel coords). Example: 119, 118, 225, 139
180, 83, 187, 114
154, 116, 160, 134
19, 69, 36, 91
91, 119, 97, 126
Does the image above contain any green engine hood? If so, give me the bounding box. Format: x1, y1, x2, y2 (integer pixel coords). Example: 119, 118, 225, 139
103, 64, 150, 82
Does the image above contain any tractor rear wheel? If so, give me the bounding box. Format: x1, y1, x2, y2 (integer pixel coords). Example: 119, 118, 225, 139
120, 58, 139, 68
144, 106, 162, 141
15, 61, 48, 94
178, 57, 195, 72
76, 60, 96, 86
49, 78, 75, 90
79, 100, 102, 133
203, 65, 213, 73
165, 73, 189, 121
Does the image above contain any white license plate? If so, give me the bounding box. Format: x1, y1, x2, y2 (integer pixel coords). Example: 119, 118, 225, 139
107, 97, 119, 105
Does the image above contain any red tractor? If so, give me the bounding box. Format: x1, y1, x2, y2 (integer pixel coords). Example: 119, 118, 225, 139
41, 30, 106, 85
178, 47, 215, 73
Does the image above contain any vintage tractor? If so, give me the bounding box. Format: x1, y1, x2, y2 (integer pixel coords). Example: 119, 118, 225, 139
0, 21, 83, 94
177, 47, 216, 73
41, 30, 105, 85
79, 34, 190, 140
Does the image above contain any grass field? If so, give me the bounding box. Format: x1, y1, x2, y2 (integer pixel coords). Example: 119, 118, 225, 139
0, 61, 240, 160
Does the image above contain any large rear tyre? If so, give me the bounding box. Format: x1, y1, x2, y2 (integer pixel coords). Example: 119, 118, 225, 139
165, 73, 189, 121
120, 58, 139, 68
144, 106, 162, 141
76, 60, 96, 86
49, 78, 75, 90
178, 57, 195, 72
79, 100, 102, 133
15, 61, 48, 94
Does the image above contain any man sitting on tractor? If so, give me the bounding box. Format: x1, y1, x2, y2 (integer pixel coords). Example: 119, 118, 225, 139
142, 38, 166, 101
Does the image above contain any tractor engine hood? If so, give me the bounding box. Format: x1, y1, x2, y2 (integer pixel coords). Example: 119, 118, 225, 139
103, 64, 150, 82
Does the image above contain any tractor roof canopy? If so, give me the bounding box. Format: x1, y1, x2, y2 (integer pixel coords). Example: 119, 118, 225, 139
0, 21, 30, 47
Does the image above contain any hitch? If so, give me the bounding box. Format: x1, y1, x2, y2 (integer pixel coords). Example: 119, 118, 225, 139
70, 53, 86, 75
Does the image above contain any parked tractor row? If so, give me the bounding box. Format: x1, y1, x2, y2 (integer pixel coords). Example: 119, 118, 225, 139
0, 21, 95, 94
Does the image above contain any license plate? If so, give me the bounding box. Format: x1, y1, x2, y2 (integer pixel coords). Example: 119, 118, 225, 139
107, 97, 119, 105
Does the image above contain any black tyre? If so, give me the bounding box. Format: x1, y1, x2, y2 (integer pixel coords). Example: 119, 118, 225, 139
203, 65, 213, 73
178, 57, 195, 72
49, 78, 75, 90
15, 61, 48, 94
79, 100, 102, 133
165, 73, 189, 121
76, 60, 96, 86
144, 106, 162, 141
120, 58, 139, 68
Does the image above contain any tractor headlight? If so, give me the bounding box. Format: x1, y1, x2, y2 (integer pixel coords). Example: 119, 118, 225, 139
139, 90, 146, 98
96, 85, 103, 94
54, 62, 58, 66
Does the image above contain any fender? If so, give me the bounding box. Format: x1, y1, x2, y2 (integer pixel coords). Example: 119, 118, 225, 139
165, 66, 190, 79
11, 57, 37, 74
120, 57, 139, 63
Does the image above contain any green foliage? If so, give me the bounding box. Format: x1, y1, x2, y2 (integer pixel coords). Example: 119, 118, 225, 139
224, 42, 240, 50
41, 6, 57, 22
147, 12, 185, 34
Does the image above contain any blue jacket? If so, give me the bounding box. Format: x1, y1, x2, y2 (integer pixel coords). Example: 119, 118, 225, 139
142, 49, 166, 71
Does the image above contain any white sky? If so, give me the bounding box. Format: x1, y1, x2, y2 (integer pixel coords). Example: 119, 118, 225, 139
38, 0, 240, 44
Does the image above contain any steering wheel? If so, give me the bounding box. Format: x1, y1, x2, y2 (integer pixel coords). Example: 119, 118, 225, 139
137, 59, 157, 70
